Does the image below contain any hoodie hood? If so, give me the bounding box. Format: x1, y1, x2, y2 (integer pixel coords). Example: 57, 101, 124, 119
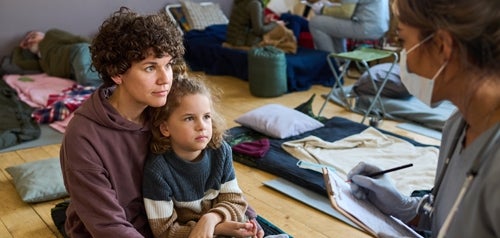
75, 86, 148, 132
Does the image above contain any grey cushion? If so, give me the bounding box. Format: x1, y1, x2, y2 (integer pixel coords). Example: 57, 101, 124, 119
180, 1, 228, 30
352, 63, 410, 99
6, 158, 68, 203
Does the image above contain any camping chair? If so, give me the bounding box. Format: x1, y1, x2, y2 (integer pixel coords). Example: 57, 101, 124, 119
318, 47, 398, 125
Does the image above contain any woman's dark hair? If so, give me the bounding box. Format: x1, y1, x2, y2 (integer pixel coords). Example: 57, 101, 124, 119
394, 0, 500, 73
90, 7, 185, 86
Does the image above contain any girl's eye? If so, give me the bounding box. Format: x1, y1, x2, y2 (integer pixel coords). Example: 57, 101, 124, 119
203, 114, 211, 120
184, 116, 194, 121
145, 66, 154, 72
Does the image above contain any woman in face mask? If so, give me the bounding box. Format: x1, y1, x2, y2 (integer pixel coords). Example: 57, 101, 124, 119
345, 0, 500, 237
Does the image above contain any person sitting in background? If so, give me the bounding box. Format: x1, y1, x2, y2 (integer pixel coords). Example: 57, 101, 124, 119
225, 0, 286, 48
12, 29, 101, 87
307, 0, 390, 53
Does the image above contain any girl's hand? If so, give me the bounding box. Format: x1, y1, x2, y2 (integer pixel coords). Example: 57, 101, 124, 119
215, 220, 259, 237
188, 213, 221, 238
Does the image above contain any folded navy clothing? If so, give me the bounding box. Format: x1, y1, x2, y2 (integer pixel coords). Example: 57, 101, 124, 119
232, 138, 270, 158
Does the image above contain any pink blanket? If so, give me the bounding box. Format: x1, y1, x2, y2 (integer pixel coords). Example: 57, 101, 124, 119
3, 74, 76, 108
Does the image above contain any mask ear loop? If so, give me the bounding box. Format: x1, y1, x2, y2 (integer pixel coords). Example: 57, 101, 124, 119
406, 34, 435, 54
431, 60, 448, 81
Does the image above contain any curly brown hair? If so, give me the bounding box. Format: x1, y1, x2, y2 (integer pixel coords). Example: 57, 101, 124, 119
149, 75, 226, 154
90, 7, 185, 87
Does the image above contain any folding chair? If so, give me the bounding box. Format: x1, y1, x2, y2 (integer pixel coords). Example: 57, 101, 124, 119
318, 47, 398, 124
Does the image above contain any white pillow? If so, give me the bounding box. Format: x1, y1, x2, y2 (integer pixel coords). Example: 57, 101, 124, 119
235, 104, 324, 139
180, 1, 228, 30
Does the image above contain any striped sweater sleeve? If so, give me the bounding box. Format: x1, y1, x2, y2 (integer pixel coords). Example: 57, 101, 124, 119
207, 142, 248, 222
143, 156, 194, 238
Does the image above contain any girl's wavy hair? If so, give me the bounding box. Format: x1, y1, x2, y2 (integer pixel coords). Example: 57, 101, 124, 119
90, 7, 185, 87
149, 75, 226, 154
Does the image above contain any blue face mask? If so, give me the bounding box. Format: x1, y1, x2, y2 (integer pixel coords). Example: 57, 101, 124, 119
399, 34, 448, 107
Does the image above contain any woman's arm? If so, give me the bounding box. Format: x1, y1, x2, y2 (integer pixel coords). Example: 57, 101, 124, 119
248, 0, 278, 36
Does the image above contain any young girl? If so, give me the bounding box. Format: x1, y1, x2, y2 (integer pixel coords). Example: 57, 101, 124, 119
143, 76, 259, 238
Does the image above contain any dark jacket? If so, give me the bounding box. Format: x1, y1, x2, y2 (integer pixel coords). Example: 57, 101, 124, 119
0, 75, 40, 150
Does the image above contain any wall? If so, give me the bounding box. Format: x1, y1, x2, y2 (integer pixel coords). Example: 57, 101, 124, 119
0, 0, 233, 57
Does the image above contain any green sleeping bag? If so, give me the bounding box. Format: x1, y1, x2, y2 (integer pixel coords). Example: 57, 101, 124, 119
247, 46, 287, 97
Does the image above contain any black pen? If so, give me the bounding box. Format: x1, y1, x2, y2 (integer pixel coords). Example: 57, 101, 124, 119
346, 163, 413, 182
366, 163, 413, 178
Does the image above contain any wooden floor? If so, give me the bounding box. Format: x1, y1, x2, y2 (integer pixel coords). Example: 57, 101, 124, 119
0, 73, 440, 238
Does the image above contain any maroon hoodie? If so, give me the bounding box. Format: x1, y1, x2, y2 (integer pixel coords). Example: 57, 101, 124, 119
60, 86, 153, 237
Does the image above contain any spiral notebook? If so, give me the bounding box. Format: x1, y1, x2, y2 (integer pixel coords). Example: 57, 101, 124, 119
322, 167, 422, 238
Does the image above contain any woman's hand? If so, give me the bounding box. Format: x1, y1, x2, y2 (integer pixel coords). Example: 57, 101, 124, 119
347, 162, 420, 223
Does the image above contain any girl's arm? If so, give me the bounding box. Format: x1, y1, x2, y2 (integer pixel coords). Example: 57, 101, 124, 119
144, 198, 196, 237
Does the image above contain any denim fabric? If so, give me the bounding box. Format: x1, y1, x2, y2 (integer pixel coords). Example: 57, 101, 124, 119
70, 43, 101, 87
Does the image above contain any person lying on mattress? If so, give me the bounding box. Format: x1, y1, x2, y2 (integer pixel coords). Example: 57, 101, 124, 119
12, 29, 102, 87
346, 0, 500, 237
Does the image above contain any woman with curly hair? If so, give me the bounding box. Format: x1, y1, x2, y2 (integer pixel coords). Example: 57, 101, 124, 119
60, 7, 185, 237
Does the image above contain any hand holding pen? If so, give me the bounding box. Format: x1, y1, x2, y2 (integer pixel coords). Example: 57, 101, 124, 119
346, 163, 413, 182
346, 162, 420, 223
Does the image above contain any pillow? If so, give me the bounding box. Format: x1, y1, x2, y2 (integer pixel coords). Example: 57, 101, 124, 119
6, 158, 68, 203
235, 104, 324, 139
352, 63, 410, 99
180, 1, 228, 30
167, 5, 191, 32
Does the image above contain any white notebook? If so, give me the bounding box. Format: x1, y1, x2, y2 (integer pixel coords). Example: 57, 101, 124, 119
322, 168, 422, 238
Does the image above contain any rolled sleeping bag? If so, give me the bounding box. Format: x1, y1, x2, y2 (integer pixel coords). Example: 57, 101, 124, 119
247, 46, 287, 97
